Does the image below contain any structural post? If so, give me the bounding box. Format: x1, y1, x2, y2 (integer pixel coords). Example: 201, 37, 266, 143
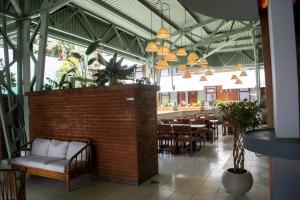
268, 0, 299, 138
252, 30, 261, 104
34, 13, 50, 91
185, 91, 188, 108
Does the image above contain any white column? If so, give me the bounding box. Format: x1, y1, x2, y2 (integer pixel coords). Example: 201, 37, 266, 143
185, 91, 188, 108
268, 0, 299, 138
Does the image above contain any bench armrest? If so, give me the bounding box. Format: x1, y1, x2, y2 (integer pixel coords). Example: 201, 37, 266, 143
12, 141, 33, 158
67, 142, 92, 173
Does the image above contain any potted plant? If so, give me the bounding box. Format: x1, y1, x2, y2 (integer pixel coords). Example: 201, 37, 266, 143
219, 100, 261, 196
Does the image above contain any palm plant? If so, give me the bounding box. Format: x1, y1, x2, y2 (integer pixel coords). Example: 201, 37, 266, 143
94, 54, 135, 86
219, 100, 261, 173
43, 67, 77, 90
86, 40, 136, 86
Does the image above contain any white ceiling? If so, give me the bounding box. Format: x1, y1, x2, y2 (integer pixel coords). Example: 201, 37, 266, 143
179, 0, 259, 21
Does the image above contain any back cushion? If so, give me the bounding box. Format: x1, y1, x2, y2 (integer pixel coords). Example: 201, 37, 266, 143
31, 138, 51, 156
48, 140, 69, 158
66, 142, 87, 161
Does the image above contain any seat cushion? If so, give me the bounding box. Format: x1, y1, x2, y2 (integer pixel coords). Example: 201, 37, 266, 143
44, 159, 69, 173
66, 141, 88, 161
31, 138, 51, 156
12, 156, 63, 169
47, 140, 69, 159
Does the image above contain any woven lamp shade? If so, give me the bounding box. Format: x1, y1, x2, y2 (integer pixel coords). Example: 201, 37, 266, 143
231, 74, 238, 80
182, 69, 192, 79
199, 75, 208, 81
165, 52, 178, 62
187, 58, 197, 66
176, 47, 187, 56
145, 41, 158, 52
240, 70, 248, 77
155, 59, 169, 70
157, 45, 170, 56
156, 27, 170, 39
188, 52, 199, 61
205, 69, 213, 76
199, 57, 208, 66
235, 79, 242, 84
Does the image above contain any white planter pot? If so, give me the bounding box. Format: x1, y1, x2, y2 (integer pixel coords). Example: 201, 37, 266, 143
221, 168, 253, 196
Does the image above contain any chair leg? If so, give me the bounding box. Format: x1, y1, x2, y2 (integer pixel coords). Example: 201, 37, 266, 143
67, 178, 70, 192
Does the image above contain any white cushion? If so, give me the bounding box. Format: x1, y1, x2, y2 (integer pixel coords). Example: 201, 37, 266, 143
11, 156, 63, 169
66, 141, 88, 160
48, 140, 69, 159
44, 159, 69, 173
31, 138, 51, 156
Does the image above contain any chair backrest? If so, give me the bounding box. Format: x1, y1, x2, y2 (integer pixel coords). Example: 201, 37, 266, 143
160, 119, 172, 124
0, 168, 26, 200
172, 125, 191, 134
158, 124, 172, 134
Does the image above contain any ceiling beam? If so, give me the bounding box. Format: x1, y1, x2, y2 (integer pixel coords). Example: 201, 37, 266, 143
171, 18, 221, 37
204, 34, 242, 58
188, 22, 260, 49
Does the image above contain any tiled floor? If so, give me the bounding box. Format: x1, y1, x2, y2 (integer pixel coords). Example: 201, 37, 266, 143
27, 131, 269, 200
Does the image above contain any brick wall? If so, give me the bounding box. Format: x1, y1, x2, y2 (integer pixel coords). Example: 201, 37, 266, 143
26, 84, 159, 185
216, 86, 239, 101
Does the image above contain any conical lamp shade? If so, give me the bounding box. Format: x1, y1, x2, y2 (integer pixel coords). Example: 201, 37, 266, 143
145, 41, 158, 52
205, 69, 213, 76
157, 45, 170, 56
235, 79, 242, 84
182, 69, 191, 79
156, 27, 170, 39
178, 64, 186, 72
231, 74, 238, 80
187, 58, 197, 66
199, 57, 208, 66
188, 52, 199, 61
176, 47, 187, 56
165, 52, 178, 62
200, 65, 208, 70
156, 59, 169, 69
199, 75, 208, 81
240, 70, 248, 77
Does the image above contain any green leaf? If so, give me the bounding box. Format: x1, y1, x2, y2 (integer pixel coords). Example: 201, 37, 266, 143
88, 58, 97, 65
97, 53, 107, 66
85, 40, 101, 55
71, 52, 82, 60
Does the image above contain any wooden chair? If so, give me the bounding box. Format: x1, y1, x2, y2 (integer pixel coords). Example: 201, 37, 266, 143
172, 125, 195, 155
157, 124, 173, 153
0, 168, 26, 200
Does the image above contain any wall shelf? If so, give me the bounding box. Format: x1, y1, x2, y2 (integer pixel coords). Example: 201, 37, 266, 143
244, 128, 300, 160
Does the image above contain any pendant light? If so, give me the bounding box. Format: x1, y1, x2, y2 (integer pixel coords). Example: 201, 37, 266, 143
235, 78, 242, 84
145, 41, 158, 52
177, 10, 188, 56
240, 70, 248, 77
231, 74, 238, 80
165, 52, 178, 62
157, 45, 170, 56
156, 1, 170, 39
176, 47, 187, 56
182, 69, 191, 78
187, 58, 197, 66
156, 27, 170, 39
199, 75, 208, 81
156, 59, 169, 69
188, 52, 199, 61
199, 57, 208, 66
205, 69, 213, 76
145, 7, 158, 52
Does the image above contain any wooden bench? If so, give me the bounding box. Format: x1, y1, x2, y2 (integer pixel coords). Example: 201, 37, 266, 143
11, 136, 92, 192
